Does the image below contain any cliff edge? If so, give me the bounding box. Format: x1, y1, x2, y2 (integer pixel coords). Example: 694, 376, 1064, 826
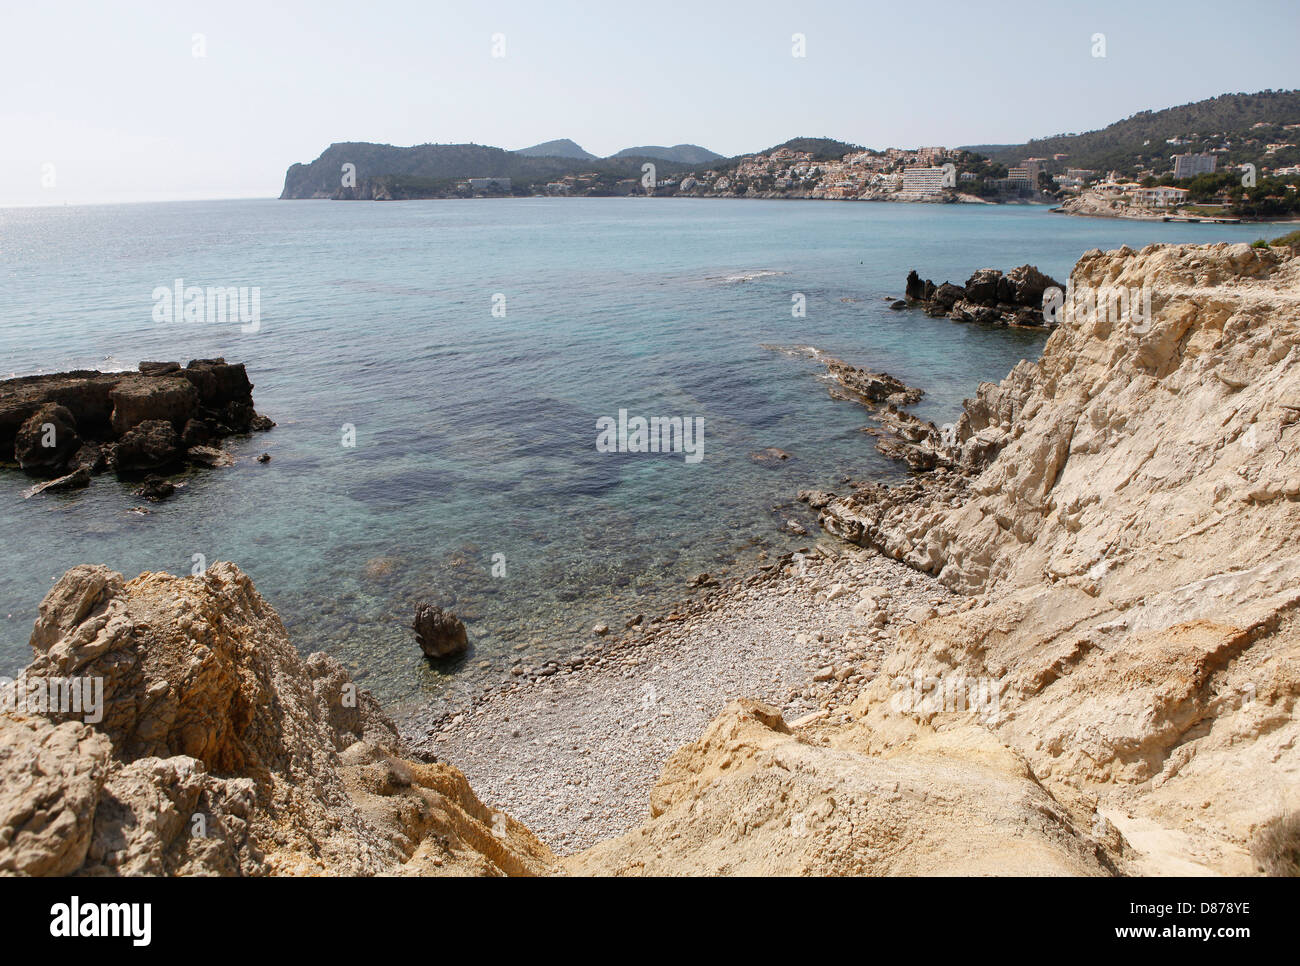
0, 563, 556, 876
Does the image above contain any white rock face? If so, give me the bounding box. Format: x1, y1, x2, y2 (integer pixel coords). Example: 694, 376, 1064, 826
817, 242, 1300, 874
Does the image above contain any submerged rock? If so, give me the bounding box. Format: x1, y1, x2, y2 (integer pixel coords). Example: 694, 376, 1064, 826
24, 467, 92, 498
133, 475, 176, 502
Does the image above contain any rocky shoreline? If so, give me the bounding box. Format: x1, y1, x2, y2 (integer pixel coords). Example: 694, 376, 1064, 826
0, 359, 273, 499
3, 241, 1298, 876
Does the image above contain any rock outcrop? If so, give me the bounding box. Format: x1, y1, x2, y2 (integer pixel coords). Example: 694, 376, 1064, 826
813, 242, 1300, 873
568, 699, 1114, 875
0, 563, 555, 876
0, 359, 273, 484
905, 264, 1064, 326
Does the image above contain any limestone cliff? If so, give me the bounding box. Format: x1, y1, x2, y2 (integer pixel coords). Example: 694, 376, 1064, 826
584, 242, 1298, 876
0, 563, 556, 876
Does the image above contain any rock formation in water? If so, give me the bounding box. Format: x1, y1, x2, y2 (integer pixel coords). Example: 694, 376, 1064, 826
905, 264, 1063, 326
0, 359, 273, 489
413, 603, 470, 658
811, 242, 1300, 873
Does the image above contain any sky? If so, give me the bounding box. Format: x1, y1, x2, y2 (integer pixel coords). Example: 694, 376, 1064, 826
2, 0, 1297, 206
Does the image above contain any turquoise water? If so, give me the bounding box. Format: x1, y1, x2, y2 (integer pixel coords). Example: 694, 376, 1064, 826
0, 198, 1272, 711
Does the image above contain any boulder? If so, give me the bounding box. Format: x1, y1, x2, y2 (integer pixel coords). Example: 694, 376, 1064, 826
926, 282, 966, 314
963, 268, 1004, 305
1004, 264, 1061, 307
178, 359, 254, 409
109, 375, 199, 434
111, 419, 182, 474
14, 403, 81, 476
413, 603, 469, 658
133, 475, 175, 502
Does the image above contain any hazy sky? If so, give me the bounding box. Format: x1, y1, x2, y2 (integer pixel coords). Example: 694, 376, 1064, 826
3, 0, 1297, 206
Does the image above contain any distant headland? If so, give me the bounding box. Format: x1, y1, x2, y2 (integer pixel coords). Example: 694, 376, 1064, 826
279, 91, 1300, 218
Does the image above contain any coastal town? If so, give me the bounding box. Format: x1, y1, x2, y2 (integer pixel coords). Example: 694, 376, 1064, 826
435, 133, 1300, 223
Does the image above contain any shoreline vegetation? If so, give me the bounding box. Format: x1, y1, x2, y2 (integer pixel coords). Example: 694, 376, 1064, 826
3, 240, 1298, 876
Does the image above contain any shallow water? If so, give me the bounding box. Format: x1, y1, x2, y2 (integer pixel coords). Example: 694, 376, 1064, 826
0, 198, 1272, 712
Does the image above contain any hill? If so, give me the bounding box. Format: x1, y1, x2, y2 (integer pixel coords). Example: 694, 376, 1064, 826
278, 141, 698, 199
609, 144, 723, 164
967, 90, 1300, 175
514, 138, 596, 160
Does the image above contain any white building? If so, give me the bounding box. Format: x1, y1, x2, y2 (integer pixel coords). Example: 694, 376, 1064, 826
467, 177, 512, 192
1172, 154, 1217, 179
1131, 186, 1190, 207
900, 166, 946, 196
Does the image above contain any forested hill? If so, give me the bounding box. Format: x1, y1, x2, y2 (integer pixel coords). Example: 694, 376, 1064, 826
964, 90, 1300, 175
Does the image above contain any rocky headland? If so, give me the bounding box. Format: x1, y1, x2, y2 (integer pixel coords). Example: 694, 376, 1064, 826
3, 242, 1298, 876
0, 359, 273, 498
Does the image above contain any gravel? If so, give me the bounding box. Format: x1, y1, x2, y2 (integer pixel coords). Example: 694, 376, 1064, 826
401, 543, 956, 855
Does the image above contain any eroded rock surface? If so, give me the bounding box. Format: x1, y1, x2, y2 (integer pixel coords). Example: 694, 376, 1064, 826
1, 563, 555, 876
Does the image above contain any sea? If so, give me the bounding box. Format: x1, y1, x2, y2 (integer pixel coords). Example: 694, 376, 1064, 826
0, 197, 1272, 713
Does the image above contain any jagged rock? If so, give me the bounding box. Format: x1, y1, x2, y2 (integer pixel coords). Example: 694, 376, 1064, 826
814, 243, 1300, 874
187, 445, 235, 468
111, 419, 181, 474
1, 563, 554, 876
1004, 263, 1060, 306
823, 357, 923, 406
904, 269, 929, 301
902, 265, 1063, 326
133, 475, 175, 502
181, 418, 212, 447
15, 403, 80, 476
797, 489, 837, 509
1, 359, 271, 490
72, 441, 106, 473
25, 467, 92, 497
0, 716, 111, 876
413, 603, 469, 658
